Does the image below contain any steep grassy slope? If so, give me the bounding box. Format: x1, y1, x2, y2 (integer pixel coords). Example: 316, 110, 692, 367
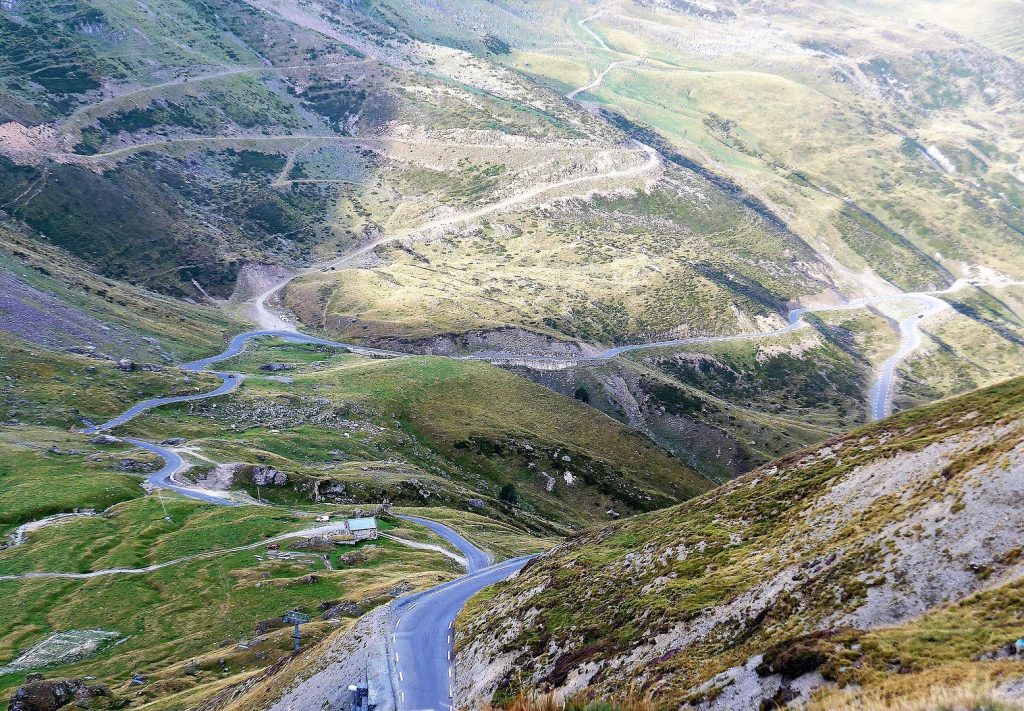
3, 0, 1021, 435
119, 339, 712, 528
455, 375, 1024, 708
0, 332, 220, 431
1, 334, 691, 706
0, 0, 621, 297
508, 310, 896, 481
0, 218, 242, 360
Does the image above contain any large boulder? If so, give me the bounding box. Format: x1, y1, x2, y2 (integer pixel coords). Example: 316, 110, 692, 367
90, 435, 121, 445
323, 600, 364, 619
8, 678, 82, 711
254, 617, 287, 636
250, 466, 287, 487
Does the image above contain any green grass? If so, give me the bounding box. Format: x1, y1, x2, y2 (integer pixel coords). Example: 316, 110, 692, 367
0, 224, 243, 360
397, 506, 559, 560
118, 342, 711, 527
0, 428, 142, 536
0, 333, 220, 429
0, 524, 458, 706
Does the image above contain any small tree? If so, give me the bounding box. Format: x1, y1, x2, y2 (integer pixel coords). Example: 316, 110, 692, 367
499, 483, 519, 505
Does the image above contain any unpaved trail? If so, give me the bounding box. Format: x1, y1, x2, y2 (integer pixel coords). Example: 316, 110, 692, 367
4, 513, 98, 549
567, 58, 640, 99
0, 521, 354, 581
380, 533, 468, 568
53, 134, 609, 164
54, 58, 376, 141
247, 140, 659, 329
0, 522, 474, 581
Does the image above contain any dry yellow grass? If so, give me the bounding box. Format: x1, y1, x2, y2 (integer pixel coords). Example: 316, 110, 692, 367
811, 671, 1024, 711
486, 690, 654, 711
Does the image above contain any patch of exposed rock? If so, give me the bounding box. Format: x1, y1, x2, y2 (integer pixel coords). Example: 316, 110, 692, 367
8, 677, 115, 711
264, 606, 396, 711
368, 326, 597, 358
192, 463, 288, 490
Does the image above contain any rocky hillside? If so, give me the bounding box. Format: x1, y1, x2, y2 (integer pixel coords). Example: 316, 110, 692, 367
455, 375, 1024, 709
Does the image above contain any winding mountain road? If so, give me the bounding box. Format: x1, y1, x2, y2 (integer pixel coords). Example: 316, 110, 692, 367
389, 551, 533, 711
596, 288, 963, 422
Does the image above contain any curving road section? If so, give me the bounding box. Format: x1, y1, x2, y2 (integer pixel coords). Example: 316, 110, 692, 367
390, 551, 533, 711
80, 275, 984, 510
397, 515, 494, 571
80, 330, 404, 505
66, 315, 535, 709
524, 288, 969, 421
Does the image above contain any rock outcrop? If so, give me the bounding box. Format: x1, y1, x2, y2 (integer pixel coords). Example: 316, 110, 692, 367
8, 678, 113, 711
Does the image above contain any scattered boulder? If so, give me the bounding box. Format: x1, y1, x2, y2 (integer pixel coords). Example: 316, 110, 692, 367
90, 435, 121, 445
254, 617, 287, 636
338, 550, 368, 566
116, 359, 135, 372
388, 582, 413, 598
466, 498, 485, 510
259, 363, 294, 372
119, 458, 156, 473
323, 600, 364, 619
160, 437, 186, 446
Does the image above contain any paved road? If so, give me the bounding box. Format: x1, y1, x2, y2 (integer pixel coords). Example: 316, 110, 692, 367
80, 330, 403, 507
390, 552, 533, 711
83, 372, 241, 432
397, 515, 494, 572
868, 294, 949, 421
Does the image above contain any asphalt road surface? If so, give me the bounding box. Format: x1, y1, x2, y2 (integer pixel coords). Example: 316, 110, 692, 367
390, 553, 533, 711
68, 276, 990, 709
397, 515, 494, 572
